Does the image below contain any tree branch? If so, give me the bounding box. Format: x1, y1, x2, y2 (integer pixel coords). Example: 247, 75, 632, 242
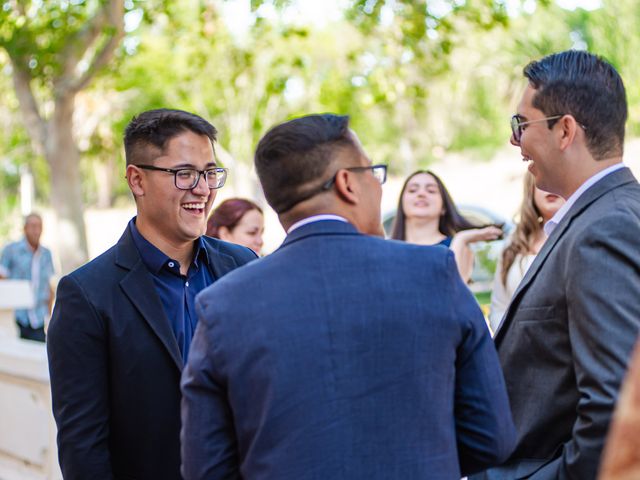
55, 0, 125, 97
69, 24, 125, 93
56, 10, 108, 93
9, 57, 47, 155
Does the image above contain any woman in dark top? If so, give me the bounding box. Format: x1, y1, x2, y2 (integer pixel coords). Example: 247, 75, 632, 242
391, 170, 502, 282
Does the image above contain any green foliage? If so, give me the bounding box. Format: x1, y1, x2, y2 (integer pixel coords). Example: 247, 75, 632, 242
565, 1, 640, 136
3, 0, 640, 212
473, 290, 492, 309
0, 59, 32, 239
0, 1, 135, 88
347, 0, 508, 66
0, 160, 20, 241
0, 0, 89, 76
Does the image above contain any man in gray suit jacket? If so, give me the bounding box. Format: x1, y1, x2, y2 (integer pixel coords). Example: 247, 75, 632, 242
474, 51, 640, 479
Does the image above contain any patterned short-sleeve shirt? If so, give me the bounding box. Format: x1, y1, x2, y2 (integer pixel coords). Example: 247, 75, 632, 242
0, 238, 55, 328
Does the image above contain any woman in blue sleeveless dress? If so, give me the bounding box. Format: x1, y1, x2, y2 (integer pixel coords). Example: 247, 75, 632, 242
390, 170, 502, 283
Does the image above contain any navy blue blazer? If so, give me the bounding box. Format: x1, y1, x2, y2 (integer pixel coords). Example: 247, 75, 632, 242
181, 220, 516, 480
47, 225, 256, 480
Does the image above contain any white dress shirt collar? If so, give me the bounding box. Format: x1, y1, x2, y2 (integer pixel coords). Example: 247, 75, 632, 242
544, 162, 625, 236
287, 214, 349, 234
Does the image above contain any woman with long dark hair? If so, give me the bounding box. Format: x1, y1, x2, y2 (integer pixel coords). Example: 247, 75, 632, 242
207, 198, 265, 255
488, 172, 564, 333
391, 170, 502, 282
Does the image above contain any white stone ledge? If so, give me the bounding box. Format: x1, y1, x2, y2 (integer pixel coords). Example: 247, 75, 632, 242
0, 279, 60, 480
0, 338, 49, 383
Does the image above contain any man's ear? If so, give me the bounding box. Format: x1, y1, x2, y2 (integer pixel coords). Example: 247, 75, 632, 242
333, 169, 359, 205
558, 115, 579, 151
126, 165, 145, 198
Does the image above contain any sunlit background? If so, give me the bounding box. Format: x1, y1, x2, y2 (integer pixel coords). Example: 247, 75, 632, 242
1, 0, 638, 273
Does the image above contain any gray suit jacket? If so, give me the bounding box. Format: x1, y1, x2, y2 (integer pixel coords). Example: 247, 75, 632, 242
476, 167, 640, 480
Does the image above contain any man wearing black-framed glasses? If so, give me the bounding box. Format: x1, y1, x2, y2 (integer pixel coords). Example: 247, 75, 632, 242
133, 164, 229, 190
47, 109, 256, 480
182, 113, 516, 480
474, 51, 640, 480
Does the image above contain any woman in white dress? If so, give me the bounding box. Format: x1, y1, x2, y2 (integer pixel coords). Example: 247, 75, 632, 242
488, 172, 565, 334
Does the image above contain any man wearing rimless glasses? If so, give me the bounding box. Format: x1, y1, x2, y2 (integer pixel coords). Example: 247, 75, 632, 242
473, 51, 640, 480
47, 109, 256, 480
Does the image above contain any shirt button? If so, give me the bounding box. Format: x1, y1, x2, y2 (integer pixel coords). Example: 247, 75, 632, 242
168, 262, 175, 268
185, 281, 190, 287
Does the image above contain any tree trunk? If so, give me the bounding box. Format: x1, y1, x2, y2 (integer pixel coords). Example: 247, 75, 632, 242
5, 1, 126, 274
95, 157, 115, 208
46, 95, 89, 273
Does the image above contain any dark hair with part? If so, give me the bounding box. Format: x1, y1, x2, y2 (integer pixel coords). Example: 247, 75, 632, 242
254, 114, 357, 214
124, 108, 217, 166
391, 170, 480, 240
206, 198, 263, 238
524, 50, 627, 160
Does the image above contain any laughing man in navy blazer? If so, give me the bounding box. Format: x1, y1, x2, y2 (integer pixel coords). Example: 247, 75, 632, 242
47, 109, 257, 480
181, 113, 516, 480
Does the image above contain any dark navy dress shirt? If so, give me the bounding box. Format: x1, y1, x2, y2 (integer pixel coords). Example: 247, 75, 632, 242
130, 219, 215, 361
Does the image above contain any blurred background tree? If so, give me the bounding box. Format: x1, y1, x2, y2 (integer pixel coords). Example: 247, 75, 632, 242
0, 0, 131, 271
0, 0, 635, 273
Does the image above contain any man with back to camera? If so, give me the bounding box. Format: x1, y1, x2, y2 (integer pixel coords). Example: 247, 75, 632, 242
472, 51, 640, 479
180, 113, 516, 480
46, 109, 257, 480
0, 212, 55, 342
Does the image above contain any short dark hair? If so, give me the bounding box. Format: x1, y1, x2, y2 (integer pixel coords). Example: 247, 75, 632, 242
391, 170, 480, 240
254, 114, 356, 214
206, 198, 263, 238
524, 50, 627, 160
124, 109, 217, 166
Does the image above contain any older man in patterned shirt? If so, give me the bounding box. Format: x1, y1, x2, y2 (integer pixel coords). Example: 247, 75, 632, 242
0, 213, 55, 342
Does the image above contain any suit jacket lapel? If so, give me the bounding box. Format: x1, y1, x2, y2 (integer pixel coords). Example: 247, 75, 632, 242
115, 227, 184, 371
204, 241, 239, 279
494, 167, 636, 342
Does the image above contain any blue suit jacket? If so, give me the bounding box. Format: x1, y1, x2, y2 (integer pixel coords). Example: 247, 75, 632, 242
47, 224, 256, 480
181, 220, 516, 480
